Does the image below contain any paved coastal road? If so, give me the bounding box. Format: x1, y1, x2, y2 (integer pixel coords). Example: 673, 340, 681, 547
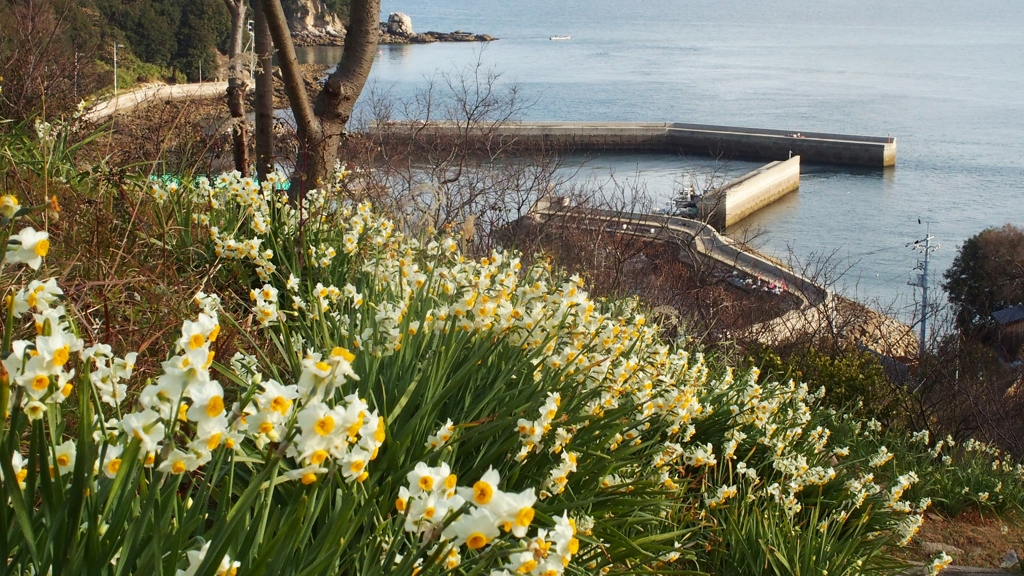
83, 82, 228, 123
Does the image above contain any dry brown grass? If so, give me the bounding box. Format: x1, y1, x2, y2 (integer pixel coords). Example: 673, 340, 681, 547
897, 510, 1024, 569
2, 140, 220, 392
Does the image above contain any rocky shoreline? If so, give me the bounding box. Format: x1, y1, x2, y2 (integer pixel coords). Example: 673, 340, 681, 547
378, 28, 497, 45
292, 12, 496, 46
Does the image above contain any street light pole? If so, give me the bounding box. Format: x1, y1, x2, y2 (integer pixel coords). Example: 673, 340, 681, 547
113, 43, 124, 97
247, 19, 255, 84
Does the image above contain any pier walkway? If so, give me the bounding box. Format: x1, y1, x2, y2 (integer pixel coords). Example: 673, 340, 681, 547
527, 197, 830, 310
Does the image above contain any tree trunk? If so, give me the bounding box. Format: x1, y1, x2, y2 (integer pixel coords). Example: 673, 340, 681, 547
254, 0, 275, 181
261, 0, 380, 192
223, 0, 249, 175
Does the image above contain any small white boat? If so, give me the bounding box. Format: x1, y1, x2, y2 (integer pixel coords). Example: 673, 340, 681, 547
549, 35, 571, 41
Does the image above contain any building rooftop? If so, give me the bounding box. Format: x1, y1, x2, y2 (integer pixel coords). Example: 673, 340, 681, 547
992, 305, 1024, 326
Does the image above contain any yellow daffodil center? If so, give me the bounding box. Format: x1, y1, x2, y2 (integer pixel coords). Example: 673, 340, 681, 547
396, 498, 407, 512
205, 396, 225, 418
16, 469, 28, 483
465, 533, 489, 550
315, 416, 335, 436
206, 433, 223, 450
171, 460, 187, 474
61, 383, 73, 397
311, 450, 328, 465
208, 325, 220, 342
301, 472, 317, 485
106, 458, 122, 475
445, 474, 458, 490
315, 361, 331, 373
515, 507, 535, 527
34, 239, 50, 257
517, 560, 538, 574
374, 420, 386, 443
32, 375, 49, 390
473, 481, 494, 505
270, 396, 291, 415
418, 475, 434, 492
331, 347, 355, 362
350, 460, 365, 473
258, 421, 274, 434
52, 345, 69, 367
56, 454, 70, 467
188, 333, 205, 350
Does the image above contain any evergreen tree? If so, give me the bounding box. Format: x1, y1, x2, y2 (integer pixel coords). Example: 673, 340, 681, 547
943, 224, 1024, 336
172, 0, 229, 81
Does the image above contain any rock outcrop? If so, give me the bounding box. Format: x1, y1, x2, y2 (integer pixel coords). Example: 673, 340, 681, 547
385, 12, 414, 37
377, 12, 496, 44
289, 8, 495, 46
287, 0, 346, 46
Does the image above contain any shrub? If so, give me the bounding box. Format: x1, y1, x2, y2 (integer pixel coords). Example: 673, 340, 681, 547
752, 345, 914, 430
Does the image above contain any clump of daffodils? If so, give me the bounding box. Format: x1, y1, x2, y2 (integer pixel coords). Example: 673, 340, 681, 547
515, 392, 561, 460
397, 463, 579, 575
7, 170, 1022, 575
926, 551, 953, 575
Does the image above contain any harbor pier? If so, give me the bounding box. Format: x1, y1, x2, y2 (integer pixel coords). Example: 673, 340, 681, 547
700, 156, 802, 229
375, 120, 895, 227
488, 122, 896, 167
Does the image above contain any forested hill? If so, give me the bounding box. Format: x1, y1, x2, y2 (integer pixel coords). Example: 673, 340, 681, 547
73, 0, 349, 82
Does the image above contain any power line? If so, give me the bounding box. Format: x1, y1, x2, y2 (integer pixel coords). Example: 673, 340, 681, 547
848, 244, 904, 258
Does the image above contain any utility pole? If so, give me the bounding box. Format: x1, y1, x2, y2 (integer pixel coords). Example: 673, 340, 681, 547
908, 227, 939, 355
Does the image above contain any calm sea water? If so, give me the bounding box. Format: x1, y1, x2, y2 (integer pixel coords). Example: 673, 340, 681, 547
296, 0, 1024, 315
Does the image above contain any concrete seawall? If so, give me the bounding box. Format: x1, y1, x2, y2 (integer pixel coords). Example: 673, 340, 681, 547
702, 156, 801, 229
385, 121, 896, 167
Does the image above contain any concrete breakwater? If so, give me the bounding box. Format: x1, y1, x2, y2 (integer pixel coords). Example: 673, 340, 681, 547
383, 121, 896, 167
701, 156, 801, 229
